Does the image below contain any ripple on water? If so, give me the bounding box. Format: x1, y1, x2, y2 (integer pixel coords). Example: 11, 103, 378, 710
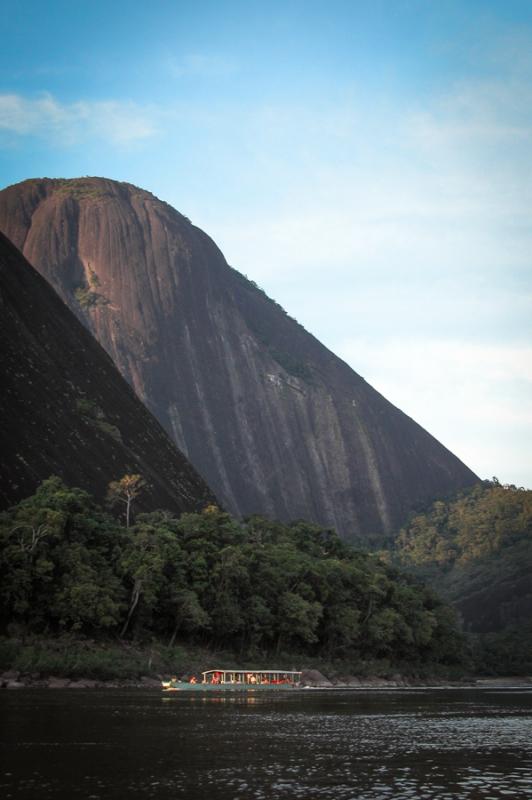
1, 689, 531, 799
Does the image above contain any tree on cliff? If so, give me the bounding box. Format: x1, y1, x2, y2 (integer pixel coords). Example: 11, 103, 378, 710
107, 474, 146, 528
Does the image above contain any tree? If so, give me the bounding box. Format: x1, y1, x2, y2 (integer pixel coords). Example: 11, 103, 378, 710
119, 516, 183, 637
167, 589, 210, 647
0, 478, 469, 669
276, 591, 323, 652
107, 474, 146, 528
0, 477, 125, 633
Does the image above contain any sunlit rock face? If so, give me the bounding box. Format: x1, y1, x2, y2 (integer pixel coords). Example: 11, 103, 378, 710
0, 177, 478, 541
0, 230, 215, 513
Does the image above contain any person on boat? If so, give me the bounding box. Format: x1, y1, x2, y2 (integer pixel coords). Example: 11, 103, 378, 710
170, 676, 179, 688
189, 675, 197, 684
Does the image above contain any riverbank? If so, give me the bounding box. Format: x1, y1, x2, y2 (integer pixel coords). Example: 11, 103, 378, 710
2, 670, 531, 690
1, 637, 530, 690
0, 635, 459, 684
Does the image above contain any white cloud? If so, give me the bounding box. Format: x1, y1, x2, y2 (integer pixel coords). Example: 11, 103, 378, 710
0, 93, 159, 145
0, 93, 66, 135
86, 101, 159, 144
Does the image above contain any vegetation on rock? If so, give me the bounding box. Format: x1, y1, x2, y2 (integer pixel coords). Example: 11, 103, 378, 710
74, 285, 108, 310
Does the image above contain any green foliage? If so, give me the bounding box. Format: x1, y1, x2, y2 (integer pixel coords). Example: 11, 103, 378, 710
392, 480, 532, 670
0, 478, 126, 634
269, 348, 314, 382
0, 479, 467, 670
95, 420, 122, 442
228, 266, 280, 308
244, 314, 313, 382
107, 474, 146, 529
395, 481, 532, 572
0, 637, 149, 680
76, 398, 98, 416
74, 286, 109, 310
470, 622, 532, 675
228, 266, 312, 382
76, 399, 122, 442
74, 265, 107, 311
396, 482, 531, 564
87, 266, 100, 288
53, 179, 108, 201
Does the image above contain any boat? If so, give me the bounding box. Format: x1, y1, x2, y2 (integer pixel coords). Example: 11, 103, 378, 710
162, 669, 302, 692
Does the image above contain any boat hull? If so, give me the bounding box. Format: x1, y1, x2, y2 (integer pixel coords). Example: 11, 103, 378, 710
162, 682, 299, 692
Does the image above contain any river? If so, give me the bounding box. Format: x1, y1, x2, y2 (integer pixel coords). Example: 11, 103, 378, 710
1, 688, 531, 799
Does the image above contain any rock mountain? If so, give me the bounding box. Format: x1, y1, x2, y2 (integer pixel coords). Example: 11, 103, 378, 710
0, 177, 478, 541
0, 231, 215, 514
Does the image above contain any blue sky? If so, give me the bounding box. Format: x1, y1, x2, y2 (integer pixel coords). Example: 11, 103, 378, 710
1, 0, 531, 487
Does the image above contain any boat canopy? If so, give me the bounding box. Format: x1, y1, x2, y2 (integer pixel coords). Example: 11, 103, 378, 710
201, 669, 301, 685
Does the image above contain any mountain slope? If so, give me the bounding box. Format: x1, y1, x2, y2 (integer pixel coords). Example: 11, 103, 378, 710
0, 231, 215, 514
393, 481, 532, 634
0, 177, 478, 541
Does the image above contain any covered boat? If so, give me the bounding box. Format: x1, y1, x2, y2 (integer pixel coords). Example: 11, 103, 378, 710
162, 669, 302, 692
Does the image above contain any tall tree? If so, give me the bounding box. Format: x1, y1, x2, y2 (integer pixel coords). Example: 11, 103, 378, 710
107, 474, 146, 528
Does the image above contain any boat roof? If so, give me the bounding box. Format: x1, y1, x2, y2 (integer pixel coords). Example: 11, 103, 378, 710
201, 669, 301, 676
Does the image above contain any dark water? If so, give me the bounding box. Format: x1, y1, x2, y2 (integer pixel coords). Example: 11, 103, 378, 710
1, 688, 531, 799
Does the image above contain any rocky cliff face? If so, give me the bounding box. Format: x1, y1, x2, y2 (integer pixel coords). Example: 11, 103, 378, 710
0, 231, 215, 513
0, 177, 478, 541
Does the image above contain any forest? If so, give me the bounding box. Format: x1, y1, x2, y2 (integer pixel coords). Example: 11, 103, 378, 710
0, 477, 466, 674
393, 480, 532, 674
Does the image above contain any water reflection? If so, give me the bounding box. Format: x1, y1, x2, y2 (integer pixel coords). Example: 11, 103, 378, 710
1, 689, 531, 799
162, 693, 262, 706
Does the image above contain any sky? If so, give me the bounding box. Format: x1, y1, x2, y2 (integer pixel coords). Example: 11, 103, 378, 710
1, 0, 531, 488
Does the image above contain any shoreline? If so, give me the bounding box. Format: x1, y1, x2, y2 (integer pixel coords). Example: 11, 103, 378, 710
2, 671, 531, 691
2, 638, 530, 691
